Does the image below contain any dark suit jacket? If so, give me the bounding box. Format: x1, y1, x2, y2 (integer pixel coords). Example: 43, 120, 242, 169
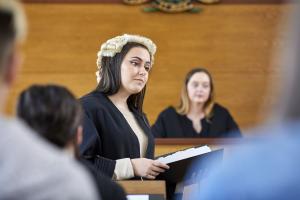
79, 90, 154, 178
79, 159, 127, 200
152, 104, 242, 138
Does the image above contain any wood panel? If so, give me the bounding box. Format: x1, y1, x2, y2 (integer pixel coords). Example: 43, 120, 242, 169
154, 138, 245, 157
22, 0, 290, 4
5, 3, 290, 133
118, 180, 166, 197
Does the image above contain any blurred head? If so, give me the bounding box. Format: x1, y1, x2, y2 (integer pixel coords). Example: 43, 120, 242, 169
0, 0, 26, 106
96, 34, 156, 112
17, 85, 83, 155
177, 68, 215, 117
274, 5, 300, 122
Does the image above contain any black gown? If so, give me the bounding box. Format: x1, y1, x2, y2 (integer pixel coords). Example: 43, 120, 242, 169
152, 103, 242, 138
79, 90, 154, 178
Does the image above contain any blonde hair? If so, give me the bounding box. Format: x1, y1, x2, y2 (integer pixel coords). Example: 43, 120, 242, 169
0, 0, 26, 79
0, 0, 27, 42
176, 68, 215, 119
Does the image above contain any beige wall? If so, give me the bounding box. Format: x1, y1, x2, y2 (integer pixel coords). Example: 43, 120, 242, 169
6, 3, 288, 132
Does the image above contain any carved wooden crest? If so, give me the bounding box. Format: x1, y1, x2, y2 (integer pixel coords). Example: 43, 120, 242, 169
123, 0, 220, 13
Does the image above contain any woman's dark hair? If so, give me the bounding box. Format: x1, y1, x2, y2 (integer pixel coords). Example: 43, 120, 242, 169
96, 42, 150, 112
17, 84, 83, 150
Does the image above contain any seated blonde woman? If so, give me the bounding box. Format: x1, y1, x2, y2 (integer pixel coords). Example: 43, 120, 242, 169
152, 68, 242, 138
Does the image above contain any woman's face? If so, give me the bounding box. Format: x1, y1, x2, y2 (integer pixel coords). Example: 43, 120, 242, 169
120, 47, 151, 95
187, 72, 211, 105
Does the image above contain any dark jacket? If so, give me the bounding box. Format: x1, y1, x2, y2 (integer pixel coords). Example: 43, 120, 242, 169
79, 91, 154, 178
79, 159, 127, 200
152, 104, 242, 138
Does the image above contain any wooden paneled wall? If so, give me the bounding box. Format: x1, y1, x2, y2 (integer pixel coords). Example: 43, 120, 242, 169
5, 3, 289, 132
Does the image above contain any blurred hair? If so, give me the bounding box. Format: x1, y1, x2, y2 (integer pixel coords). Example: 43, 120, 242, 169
176, 68, 215, 119
17, 84, 83, 149
0, 0, 26, 75
271, 5, 300, 122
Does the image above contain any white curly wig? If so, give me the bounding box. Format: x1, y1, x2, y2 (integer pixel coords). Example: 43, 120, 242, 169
96, 34, 157, 83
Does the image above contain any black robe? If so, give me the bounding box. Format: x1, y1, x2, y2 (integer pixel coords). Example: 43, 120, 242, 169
79, 159, 127, 200
79, 90, 154, 178
152, 104, 242, 138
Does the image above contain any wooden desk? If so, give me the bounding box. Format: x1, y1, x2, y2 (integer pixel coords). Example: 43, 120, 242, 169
118, 139, 247, 199
155, 138, 245, 158
118, 180, 166, 198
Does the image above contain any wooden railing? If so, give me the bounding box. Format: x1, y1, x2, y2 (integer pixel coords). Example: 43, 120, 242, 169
22, 0, 289, 3
119, 138, 256, 199
155, 138, 243, 145
155, 138, 249, 157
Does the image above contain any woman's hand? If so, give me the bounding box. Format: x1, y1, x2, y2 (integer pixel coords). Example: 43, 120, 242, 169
131, 158, 169, 179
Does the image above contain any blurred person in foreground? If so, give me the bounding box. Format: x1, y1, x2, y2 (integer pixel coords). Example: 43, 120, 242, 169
188, 3, 300, 200
0, 0, 98, 199
17, 84, 127, 200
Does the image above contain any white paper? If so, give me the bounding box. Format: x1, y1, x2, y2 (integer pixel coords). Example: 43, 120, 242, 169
156, 145, 211, 164
127, 195, 149, 200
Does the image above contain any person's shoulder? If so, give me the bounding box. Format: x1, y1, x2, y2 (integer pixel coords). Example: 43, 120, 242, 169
213, 103, 231, 115
160, 106, 178, 116
0, 117, 41, 146
0, 117, 98, 199
213, 103, 229, 111
80, 90, 108, 111
80, 90, 105, 103
52, 157, 99, 199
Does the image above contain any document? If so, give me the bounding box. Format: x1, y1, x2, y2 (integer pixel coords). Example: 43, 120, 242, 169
155, 146, 222, 183
156, 145, 211, 164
